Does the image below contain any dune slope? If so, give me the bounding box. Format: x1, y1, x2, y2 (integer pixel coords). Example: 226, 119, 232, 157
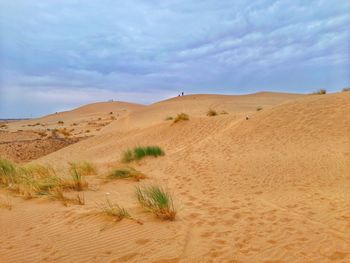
1, 92, 349, 263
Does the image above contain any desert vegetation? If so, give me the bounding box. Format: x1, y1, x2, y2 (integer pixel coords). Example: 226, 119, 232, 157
313, 89, 327, 95
136, 184, 176, 220
69, 161, 97, 176
57, 121, 64, 124
256, 106, 263, 111
0, 158, 88, 201
58, 128, 71, 137
207, 109, 218, 116
122, 146, 165, 163
37, 131, 48, 137
173, 113, 189, 123
108, 167, 146, 181
69, 167, 88, 191
98, 198, 131, 222
342, 87, 350, 92
165, 116, 173, 121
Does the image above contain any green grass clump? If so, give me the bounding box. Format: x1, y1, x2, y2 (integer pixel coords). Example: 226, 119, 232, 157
99, 198, 131, 221
207, 109, 218, 116
136, 185, 176, 220
173, 113, 189, 123
121, 146, 165, 163
108, 167, 146, 181
69, 161, 97, 176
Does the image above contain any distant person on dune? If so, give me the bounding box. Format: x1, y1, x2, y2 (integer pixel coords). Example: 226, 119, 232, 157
182, 92, 184, 96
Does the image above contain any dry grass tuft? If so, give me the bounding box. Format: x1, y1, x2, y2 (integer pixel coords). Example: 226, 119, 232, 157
0, 159, 88, 202
342, 87, 350, 92
37, 131, 47, 137
0, 158, 17, 186
256, 106, 263, 111
51, 189, 85, 206
66, 167, 88, 191
165, 116, 173, 121
58, 128, 71, 137
207, 109, 218, 116
69, 161, 97, 176
108, 167, 146, 181
136, 185, 176, 220
173, 113, 189, 123
57, 121, 64, 125
98, 198, 131, 221
312, 89, 327, 95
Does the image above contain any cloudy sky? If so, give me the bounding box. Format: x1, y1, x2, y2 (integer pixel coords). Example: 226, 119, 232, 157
0, 0, 349, 118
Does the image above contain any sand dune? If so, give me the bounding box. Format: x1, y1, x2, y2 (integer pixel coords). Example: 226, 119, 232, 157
1, 92, 349, 262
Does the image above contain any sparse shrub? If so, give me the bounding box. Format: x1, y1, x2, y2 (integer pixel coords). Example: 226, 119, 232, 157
57, 121, 64, 125
99, 198, 131, 221
0, 124, 8, 129
69, 161, 97, 176
256, 106, 263, 111
173, 113, 189, 123
136, 185, 176, 220
342, 87, 350, 92
72, 123, 78, 126
165, 116, 173, 121
85, 129, 90, 133
220, 110, 228, 115
37, 131, 47, 137
110, 116, 116, 120
313, 89, 327, 95
121, 146, 165, 163
207, 109, 218, 116
58, 128, 71, 137
98, 117, 102, 120
108, 167, 146, 181
109, 112, 113, 115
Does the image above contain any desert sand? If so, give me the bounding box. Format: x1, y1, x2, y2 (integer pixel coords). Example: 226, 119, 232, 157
0, 91, 349, 263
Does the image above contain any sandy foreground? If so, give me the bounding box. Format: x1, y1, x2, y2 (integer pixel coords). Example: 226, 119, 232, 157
0, 92, 349, 263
